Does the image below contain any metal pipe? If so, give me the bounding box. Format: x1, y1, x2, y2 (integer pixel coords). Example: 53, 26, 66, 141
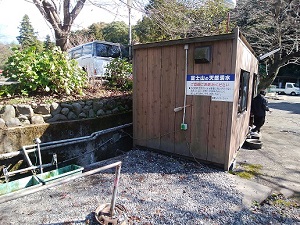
22, 146, 34, 168
0, 151, 21, 160
37, 123, 132, 150
4, 163, 52, 177
0, 123, 132, 161
34, 138, 43, 174
0, 161, 122, 204
3, 167, 9, 183
182, 44, 189, 125
110, 163, 122, 216
52, 153, 58, 169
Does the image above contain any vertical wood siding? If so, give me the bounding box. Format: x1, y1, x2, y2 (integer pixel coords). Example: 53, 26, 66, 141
160, 46, 177, 153
146, 47, 162, 150
174, 44, 192, 157
133, 48, 148, 147
133, 31, 258, 170
226, 37, 258, 169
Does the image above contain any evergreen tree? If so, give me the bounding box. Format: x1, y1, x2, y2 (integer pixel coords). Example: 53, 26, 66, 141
102, 21, 129, 45
43, 35, 55, 50
16, 15, 39, 49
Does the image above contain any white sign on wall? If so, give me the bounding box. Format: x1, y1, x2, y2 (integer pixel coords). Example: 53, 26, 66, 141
186, 74, 235, 102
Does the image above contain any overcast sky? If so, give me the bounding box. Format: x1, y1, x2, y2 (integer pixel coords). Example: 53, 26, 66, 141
0, 0, 143, 44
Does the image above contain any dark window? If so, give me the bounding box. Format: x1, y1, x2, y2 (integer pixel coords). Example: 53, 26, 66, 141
107, 45, 120, 58
238, 70, 250, 113
95, 43, 120, 58
121, 45, 129, 58
95, 43, 108, 57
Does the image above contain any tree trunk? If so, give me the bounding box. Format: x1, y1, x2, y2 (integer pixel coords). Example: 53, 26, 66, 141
54, 30, 70, 51
258, 72, 277, 92
33, 0, 86, 51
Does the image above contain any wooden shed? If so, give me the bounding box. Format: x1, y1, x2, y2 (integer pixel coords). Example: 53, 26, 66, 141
132, 28, 258, 170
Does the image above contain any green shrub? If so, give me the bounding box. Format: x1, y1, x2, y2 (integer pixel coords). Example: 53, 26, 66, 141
104, 58, 133, 91
1, 46, 87, 96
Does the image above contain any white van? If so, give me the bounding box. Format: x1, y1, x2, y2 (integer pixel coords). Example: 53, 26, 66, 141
67, 41, 128, 79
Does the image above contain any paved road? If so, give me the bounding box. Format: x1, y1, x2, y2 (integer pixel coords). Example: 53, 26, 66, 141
235, 94, 300, 201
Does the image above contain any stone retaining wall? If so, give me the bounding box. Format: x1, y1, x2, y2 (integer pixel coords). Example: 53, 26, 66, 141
0, 111, 132, 154
0, 95, 132, 129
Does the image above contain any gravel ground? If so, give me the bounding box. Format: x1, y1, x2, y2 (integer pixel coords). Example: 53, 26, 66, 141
0, 149, 299, 225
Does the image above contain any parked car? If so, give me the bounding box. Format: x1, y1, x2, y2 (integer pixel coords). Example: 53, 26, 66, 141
269, 82, 300, 96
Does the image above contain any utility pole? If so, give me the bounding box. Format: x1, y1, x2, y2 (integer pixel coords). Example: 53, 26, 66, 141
225, 0, 237, 33
127, 0, 133, 60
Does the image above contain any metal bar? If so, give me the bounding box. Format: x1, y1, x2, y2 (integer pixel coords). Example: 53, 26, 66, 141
39, 123, 132, 149
0, 161, 122, 204
5, 163, 53, 176
182, 44, 189, 125
36, 141, 43, 174
0, 123, 132, 161
3, 167, 9, 183
25, 148, 37, 153
109, 164, 122, 216
22, 146, 34, 168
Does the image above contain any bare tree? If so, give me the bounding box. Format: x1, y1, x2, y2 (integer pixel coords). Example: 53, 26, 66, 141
30, 0, 136, 50
231, 0, 300, 90
134, 0, 231, 43
32, 0, 87, 51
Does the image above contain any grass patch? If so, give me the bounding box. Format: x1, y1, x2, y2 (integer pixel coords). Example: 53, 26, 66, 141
262, 193, 300, 208
230, 163, 262, 179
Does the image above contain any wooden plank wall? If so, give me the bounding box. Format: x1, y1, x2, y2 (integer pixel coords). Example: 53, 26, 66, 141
226, 37, 258, 169
207, 40, 234, 164
191, 40, 233, 165
190, 42, 212, 161
174, 44, 193, 157
133, 40, 235, 166
133, 48, 148, 147
133, 44, 193, 157
146, 48, 162, 150
133, 34, 257, 169
160, 46, 177, 153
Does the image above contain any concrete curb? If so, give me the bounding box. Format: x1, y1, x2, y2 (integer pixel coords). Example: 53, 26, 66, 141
231, 175, 273, 208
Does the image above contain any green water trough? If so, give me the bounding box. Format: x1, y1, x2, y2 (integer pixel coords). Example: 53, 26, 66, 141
36, 164, 84, 184
0, 165, 83, 197
0, 175, 42, 196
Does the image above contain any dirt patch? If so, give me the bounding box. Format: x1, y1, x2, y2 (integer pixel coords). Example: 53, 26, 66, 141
0, 82, 131, 105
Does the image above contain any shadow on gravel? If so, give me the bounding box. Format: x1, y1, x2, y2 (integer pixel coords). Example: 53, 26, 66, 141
269, 101, 300, 114
1, 150, 299, 225
39, 212, 98, 225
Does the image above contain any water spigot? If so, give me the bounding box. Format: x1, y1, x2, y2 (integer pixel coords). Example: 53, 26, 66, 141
33, 138, 41, 144
52, 153, 58, 169
3, 167, 9, 183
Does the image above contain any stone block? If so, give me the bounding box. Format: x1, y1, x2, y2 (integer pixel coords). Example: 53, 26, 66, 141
15, 105, 34, 118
